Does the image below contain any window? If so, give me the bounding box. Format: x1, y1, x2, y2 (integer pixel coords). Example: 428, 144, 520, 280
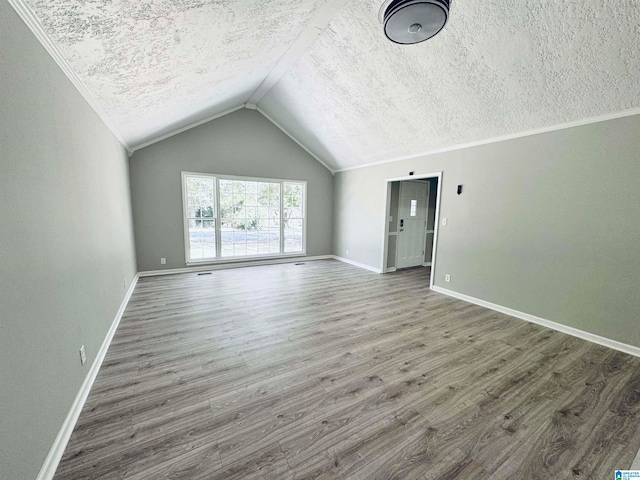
284, 182, 304, 253
184, 175, 216, 261
182, 173, 306, 263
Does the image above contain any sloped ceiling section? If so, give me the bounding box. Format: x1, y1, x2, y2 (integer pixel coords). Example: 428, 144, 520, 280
259, 0, 640, 171
23, 0, 327, 148
13, 0, 640, 170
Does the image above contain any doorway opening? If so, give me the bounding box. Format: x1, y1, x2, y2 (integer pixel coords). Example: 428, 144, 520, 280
381, 172, 442, 289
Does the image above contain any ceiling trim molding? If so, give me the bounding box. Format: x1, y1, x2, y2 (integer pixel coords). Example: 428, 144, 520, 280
131, 105, 246, 152
256, 107, 335, 175
334, 107, 640, 173
7, 0, 133, 154
247, 0, 351, 106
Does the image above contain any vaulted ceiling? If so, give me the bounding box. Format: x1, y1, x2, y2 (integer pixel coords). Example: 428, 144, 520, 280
13, 0, 640, 171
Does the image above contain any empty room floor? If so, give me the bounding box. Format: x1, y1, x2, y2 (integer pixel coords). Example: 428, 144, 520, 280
54, 260, 640, 479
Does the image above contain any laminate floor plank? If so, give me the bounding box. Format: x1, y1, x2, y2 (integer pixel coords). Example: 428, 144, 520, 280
54, 260, 640, 479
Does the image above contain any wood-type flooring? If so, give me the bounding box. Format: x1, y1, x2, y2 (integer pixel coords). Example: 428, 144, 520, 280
54, 260, 640, 479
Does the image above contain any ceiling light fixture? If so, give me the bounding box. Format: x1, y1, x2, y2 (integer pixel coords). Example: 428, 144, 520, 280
380, 0, 451, 45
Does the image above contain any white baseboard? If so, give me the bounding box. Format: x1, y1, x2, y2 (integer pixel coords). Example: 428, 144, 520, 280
431, 286, 640, 358
332, 256, 382, 274
36, 274, 140, 480
422, 262, 432, 267
139, 255, 335, 277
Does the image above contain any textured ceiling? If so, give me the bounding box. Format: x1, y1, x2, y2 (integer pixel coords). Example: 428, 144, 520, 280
15, 0, 640, 169
260, 0, 640, 170
23, 0, 326, 147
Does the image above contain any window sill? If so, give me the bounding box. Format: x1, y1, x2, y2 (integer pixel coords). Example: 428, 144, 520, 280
186, 252, 307, 267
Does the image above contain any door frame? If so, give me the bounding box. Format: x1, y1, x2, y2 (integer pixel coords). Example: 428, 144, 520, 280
381, 172, 443, 289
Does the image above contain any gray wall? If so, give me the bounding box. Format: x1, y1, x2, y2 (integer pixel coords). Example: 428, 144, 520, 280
0, 3, 137, 479
130, 108, 334, 272
334, 115, 640, 347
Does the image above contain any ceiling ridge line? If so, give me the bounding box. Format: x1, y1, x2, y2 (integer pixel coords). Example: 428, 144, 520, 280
333, 107, 640, 174
246, 0, 351, 107
6, 0, 133, 154
256, 107, 335, 175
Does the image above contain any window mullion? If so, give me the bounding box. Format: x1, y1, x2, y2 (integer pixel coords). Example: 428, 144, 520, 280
215, 176, 221, 259
279, 182, 284, 254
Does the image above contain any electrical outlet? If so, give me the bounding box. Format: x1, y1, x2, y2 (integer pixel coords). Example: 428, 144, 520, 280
124, 277, 128, 287
161, 258, 166, 265
442, 218, 448, 226
346, 249, 349, 256
79, 345, 86, 365
445, 274, 451, 283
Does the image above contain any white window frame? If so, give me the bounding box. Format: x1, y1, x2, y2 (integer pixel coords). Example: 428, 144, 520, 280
181, 172, 307, 265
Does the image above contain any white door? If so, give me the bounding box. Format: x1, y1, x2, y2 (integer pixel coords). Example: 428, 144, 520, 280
396, 181, 429, 269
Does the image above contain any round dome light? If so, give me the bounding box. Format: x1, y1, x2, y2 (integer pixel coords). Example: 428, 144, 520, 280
382, 0, 451, 45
